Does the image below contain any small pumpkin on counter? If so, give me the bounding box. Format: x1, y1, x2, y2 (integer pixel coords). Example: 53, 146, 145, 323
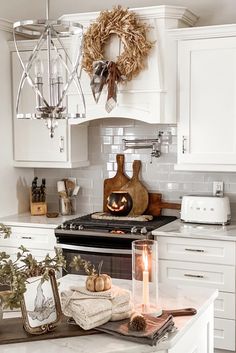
86, 261, 112, 292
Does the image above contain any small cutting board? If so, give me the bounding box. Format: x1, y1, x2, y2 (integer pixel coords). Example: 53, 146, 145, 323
103, 154, 130, 212
121, 160, 148, 216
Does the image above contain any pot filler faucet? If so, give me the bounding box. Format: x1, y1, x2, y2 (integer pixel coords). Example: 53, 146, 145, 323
122, 131, 172, 163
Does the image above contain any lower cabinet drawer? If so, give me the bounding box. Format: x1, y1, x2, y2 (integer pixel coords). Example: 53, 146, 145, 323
0, 226, 56, 250
215, 292, 235, 320
214, 318, 235, 351
158, 236, 235, 265
159, 260, 235, 292
0, 247, 56, 261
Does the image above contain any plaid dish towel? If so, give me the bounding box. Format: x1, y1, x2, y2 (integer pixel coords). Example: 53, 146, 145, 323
96, 313, 175, 346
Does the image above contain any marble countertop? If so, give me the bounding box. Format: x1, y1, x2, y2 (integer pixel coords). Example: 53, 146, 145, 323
152, 219, 236, 241
1, 275, 217, 353
0, 213, 84, 229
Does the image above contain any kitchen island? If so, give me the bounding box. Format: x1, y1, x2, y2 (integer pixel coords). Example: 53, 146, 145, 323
1, 275, 217, 353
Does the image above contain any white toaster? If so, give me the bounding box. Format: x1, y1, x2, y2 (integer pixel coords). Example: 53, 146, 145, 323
181, 195, 231, 225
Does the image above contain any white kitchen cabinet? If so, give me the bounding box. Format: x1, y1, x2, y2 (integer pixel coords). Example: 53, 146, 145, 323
158, 235, 236, 351
10, 45, 89, 168
62, 6, 198, 125
0, 225, 56, 261
172, 25, 236, 171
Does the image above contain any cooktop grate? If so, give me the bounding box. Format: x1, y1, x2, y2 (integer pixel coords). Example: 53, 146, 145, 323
62, 214, 177, 231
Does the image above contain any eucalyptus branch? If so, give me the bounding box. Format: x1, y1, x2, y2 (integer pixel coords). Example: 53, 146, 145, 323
0, 246, 66, 309
0, 223, 11, 238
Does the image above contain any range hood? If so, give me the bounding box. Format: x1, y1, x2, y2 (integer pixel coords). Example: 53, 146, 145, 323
62, 6, 199, 125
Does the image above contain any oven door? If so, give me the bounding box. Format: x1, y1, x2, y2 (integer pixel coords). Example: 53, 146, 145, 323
58, 243, 132, 280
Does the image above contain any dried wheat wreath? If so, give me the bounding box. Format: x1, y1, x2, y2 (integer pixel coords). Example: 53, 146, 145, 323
82, 6, 153, 81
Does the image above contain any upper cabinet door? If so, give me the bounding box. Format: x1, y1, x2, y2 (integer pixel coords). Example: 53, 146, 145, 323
12, 50, 68, 163
177, 37, 236, 171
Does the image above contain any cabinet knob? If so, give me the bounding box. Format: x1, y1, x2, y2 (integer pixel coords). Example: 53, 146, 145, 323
59, 136, 64, 153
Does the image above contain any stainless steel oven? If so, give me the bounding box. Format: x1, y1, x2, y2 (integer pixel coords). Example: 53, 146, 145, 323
55, 214, 176, 279
56, 232, 134, 279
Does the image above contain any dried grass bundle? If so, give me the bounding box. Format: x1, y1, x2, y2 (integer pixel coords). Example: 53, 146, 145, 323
82, 6, 154, 81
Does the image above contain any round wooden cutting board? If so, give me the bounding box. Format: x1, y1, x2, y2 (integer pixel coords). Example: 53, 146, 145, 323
121, 160, 148, 216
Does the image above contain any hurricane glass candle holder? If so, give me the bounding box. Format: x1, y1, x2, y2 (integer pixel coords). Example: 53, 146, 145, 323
132, 239, 161, 316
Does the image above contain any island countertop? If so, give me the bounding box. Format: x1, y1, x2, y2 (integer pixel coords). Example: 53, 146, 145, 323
1, 275, 217, 353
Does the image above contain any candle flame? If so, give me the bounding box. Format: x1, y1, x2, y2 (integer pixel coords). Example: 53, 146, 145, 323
143, 250, 148, 271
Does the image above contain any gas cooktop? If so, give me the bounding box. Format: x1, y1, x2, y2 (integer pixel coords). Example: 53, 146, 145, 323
56, 213, 177, 239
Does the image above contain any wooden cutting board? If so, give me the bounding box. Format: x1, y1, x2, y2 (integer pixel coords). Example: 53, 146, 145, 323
0, 316, 99, 345
103, 154, 130, 212
121, 160, 149, 216
145, 193, 181, 216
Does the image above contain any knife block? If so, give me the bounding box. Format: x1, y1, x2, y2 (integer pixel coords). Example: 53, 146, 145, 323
30, 189, 47, 216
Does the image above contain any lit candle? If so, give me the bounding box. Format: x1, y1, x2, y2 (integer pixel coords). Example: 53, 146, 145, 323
142, 249, 149, 311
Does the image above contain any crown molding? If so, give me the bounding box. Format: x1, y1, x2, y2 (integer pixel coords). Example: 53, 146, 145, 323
60, 5, 199, 27
168, 23, 236, 40
0, 18, 13, 33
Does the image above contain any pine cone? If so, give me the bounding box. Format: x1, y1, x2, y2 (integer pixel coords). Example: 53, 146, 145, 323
128, 312, 147, 331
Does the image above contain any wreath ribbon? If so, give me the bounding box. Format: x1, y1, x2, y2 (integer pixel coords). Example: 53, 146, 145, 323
90, 60, 124, 113
83, 6, 154, 113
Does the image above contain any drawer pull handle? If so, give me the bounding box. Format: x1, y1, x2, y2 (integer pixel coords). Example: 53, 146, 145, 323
21, 236, 32, 240
182, 136, 187, 154
184, 273, 204, 279
185, 248, 205, 253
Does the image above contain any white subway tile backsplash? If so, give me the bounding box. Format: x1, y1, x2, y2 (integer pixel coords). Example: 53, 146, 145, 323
36, 119, 236, 216
103, 136, 113, 145
113, 136, 123, 145
106, 162, 114, 171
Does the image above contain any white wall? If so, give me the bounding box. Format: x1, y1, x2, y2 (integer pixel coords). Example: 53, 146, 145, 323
1, 0, 236, 27
0, 28, 33, 217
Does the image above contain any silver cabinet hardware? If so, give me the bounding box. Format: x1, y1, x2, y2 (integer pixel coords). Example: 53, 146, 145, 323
184, 273, 204, 279
21, 236, 32, 240
182, 136, 187, 154
185, 248, 205, 253
57, 243, 132, 255
59, 136, 64, 153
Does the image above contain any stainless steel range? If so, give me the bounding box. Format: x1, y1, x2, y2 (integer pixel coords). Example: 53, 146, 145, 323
55, 213, 176, 279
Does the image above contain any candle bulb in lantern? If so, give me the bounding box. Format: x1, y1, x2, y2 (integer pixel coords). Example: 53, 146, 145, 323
142, 249, 149, 312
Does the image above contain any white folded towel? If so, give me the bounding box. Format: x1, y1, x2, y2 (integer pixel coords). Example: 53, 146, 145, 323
61, 285, 133, 330
70, 285, 131, 303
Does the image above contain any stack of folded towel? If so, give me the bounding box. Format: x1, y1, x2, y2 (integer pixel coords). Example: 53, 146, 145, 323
61, 285, 133, 330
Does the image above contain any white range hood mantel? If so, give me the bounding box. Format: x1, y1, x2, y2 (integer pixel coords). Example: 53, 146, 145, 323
60, 6, 198, 26
61, 6, 198, 125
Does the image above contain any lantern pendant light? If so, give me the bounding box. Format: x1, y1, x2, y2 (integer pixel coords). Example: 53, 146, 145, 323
13, 0, 86, 137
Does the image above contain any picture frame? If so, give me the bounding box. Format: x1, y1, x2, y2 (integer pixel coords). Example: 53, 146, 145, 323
21, 270, 62, 335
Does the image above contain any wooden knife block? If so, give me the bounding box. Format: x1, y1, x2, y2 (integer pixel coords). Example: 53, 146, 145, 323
30, 191, 47, 216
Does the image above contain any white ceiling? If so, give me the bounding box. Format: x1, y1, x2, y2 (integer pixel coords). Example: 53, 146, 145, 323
1, 0, 236, 26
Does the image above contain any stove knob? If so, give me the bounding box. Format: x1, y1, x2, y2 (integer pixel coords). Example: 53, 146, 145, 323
57, 225, 62, 229
141, 227, 148, 235
71, 223, 78, 230
63, 223, 70, 230
131, 226, 138, 234
78, 225, 84, 230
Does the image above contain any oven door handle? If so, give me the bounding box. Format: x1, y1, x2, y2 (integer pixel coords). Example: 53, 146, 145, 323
57, 243, 132, 255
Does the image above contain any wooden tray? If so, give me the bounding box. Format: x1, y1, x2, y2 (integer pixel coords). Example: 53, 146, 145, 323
0, 316, 99, 345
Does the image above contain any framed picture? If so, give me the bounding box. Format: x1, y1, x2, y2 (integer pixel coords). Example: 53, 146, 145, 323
21, 270, 62, 334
